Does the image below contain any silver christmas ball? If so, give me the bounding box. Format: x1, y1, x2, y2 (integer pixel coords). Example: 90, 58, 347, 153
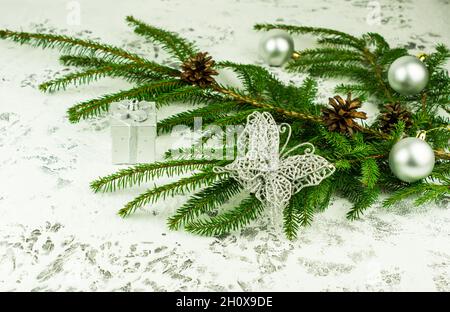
387, 55, 429, 95
258, 30, 294, 67
389, 137, 435, 183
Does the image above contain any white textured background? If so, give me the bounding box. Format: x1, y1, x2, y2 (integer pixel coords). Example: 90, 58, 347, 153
0, 0, 449, 291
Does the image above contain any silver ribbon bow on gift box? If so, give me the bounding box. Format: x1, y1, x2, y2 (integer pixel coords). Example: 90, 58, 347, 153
112, 101, 150, 123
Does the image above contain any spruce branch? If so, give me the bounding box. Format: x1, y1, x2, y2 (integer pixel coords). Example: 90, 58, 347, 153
435, 150, 450, 161
157, 102, 238, 134
334, 83, 368, 98
60, 54, 111, 67
298, 200, 315, 227
39, 64, 172, 92
289, 182, 334, 230
361, 47, 395, 102
67, 79, 184, 122
212, 84, 390, 140
212, 84, 323, 123
425, 44, 450, 70
155, 85, 223, 108
383, 176, 449, 208
40, 67, 115, 92
91, 159, 219, 193
361, 158, 380, 188
346, 187, 381, 220
119, 171, 227, 217
59, 54, 180, 77
211, 109, 265, 127
168, 178, 242, 230
254, 24, 363, 48
0, 29, 147, 64
306, 179, 334, 212
217, 61, 284, 98
283, 192, 302, 240
184, 195, 264, 236
254, 24, 396, 102
126, 16, 198, 61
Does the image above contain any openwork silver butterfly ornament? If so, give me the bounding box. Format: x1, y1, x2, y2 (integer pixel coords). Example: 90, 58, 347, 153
214, 111, 336, 210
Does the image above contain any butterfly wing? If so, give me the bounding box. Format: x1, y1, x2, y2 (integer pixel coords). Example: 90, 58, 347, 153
277, 154, 335, 195
234, 111, 280, 170
222, 112, 281, 192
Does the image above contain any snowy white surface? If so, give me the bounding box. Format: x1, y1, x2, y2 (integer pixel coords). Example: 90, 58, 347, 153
0, 0, 449, 291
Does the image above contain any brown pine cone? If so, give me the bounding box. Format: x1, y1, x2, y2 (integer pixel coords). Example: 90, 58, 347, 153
378, 103, 413, 133
322, 93, 368, 136
180, 52, 218, 88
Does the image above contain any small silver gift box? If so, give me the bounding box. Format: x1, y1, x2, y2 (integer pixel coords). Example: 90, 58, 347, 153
110, 100, 156, 164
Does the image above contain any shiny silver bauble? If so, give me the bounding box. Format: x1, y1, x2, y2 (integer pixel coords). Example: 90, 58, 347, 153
387, 55, 429, 95
258, 30, 294, 67
389, 137, 435, 183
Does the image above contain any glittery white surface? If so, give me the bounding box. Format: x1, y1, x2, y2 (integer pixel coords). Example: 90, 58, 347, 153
0, 0, 449, 291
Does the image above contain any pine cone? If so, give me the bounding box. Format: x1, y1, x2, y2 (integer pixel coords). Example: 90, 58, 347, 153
322, 93, 368, 136
180, 52, 218, 88
378, 103, 413, 133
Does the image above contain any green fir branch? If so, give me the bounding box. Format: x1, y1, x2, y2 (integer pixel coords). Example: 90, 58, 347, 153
0, 29, 147, 64
40, 67, 116, 92
91, 159, 219, 193
184, 195, 264, 236
168, 178, 242, 230
210, 109, 264, 127
126, 16, 198, 61
119, 171, 226, 217
155, 86, 223, 108
217, 61, 284, 98
59, 54, 180, 77
67, 79, 184, 122
346, 187, 380, 220
334, 83, 368, 98
283, 192, 302, 240
361, 158, 380, 189
60, 54, 110, 67
254, 24, 362, 47
425, 44, 450, 71
157, 102, 237, 134
362, 32, 390, 53
39, 64, 171, 92
383, 183, 449, 207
